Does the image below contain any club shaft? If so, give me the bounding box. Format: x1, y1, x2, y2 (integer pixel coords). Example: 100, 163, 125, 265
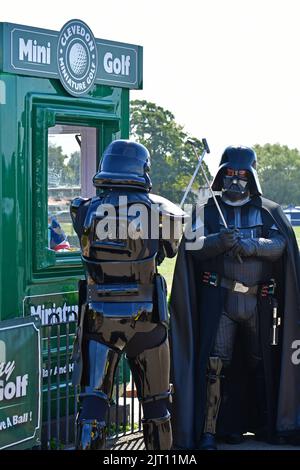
190, 146, 243, 264
189, 147, 227, 227
180, 149, 207, 208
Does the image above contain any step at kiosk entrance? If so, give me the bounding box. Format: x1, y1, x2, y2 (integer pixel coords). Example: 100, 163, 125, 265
0, 19, 142, 449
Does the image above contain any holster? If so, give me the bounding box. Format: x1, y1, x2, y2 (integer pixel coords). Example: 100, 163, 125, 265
155, 274, 169, 325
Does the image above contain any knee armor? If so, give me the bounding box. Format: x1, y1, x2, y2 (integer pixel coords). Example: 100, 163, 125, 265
75, 418, 106, 450
142, 412, 172, 450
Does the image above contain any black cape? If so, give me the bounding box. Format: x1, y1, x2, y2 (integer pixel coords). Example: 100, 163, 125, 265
169, 196, 300, 449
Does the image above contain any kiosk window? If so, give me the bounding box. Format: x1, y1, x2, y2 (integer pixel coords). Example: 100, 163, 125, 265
48, 125, 96, 252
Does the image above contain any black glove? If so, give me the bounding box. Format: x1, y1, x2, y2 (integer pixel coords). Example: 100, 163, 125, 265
156, 243, 166, 265
231, 238, 256, 257
219, 228, 240, 251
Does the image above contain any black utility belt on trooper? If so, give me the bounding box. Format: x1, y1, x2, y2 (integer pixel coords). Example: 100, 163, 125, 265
87, 282, 154, 303
202, 272, 276, 297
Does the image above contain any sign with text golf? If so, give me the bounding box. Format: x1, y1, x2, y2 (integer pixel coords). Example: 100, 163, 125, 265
0, 317, 41, 450
0, 19, 143, 95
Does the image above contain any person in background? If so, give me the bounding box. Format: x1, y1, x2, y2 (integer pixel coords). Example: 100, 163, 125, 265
48, 214, 71, 251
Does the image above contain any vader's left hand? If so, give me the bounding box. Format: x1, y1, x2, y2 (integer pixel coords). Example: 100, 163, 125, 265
231, 238, 256, 257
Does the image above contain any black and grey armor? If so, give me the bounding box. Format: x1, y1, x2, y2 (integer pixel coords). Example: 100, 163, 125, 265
196, 146, 286, 450
71, 140, 184, 450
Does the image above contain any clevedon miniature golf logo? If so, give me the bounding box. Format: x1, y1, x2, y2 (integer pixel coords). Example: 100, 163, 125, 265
57, 19, 98, 96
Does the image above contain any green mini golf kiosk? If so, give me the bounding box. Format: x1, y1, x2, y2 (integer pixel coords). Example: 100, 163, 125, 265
0, 19, 142, 449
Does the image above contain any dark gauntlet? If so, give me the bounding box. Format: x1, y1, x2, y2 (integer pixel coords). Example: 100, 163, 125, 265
231, 232, 286, 261
195, 228, 239, 261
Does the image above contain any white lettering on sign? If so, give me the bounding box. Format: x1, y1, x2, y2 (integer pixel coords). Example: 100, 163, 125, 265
103, 52, 130, 76
0, 361, 15, 381
0, 374, 28, 401
291, 340, 300, 365
57, 20, 98, 96
60, 24, 95, 52
19, 38, 51, 64
12, 413, 29, 425
0, 412, 32, 431
30, 302, 78, 325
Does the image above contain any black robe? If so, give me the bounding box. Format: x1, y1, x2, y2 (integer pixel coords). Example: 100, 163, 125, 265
169, 196, 300, 449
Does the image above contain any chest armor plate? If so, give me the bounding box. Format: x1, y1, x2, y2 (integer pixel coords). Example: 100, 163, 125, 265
219, 203, 270, 320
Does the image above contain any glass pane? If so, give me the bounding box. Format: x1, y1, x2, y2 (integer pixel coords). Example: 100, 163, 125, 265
48, 125, 84, 252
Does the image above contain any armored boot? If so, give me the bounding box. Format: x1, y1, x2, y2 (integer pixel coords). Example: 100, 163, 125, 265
75, 418, 107, 450
199, 357, 223, 450
142, 412, 173, 450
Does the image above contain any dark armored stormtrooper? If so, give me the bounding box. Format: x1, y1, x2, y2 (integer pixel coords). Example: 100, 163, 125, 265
70, 139, 184, 450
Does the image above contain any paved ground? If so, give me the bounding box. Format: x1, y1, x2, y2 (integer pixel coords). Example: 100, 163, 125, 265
109, 432, 300, 451
218, 436, 300, 450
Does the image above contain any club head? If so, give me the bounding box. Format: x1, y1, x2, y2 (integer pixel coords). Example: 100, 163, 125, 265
202, 138, 210, 154
186, 138, 196, 147
187, 138, 210, 154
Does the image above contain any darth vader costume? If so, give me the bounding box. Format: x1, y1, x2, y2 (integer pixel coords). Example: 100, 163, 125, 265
70, 139, 184, 450
170, 146, 300, 450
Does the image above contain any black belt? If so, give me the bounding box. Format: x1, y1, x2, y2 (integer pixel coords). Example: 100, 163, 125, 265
87, 283, 154, 302
202, 272, 276, 297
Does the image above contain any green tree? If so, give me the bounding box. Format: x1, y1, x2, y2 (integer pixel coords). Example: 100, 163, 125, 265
62, 151, 80, 186
254, 143, 300, 206
130, 99, 211, 203
48, 143, 80, 186
48, 143, 66, 186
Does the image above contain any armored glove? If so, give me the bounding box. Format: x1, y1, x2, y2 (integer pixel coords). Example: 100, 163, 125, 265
219, 228, 240, 251
231, 238, 256, 257
231, 233, 286, 261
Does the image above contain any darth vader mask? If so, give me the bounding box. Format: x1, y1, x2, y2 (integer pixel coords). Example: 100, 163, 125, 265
222, 168, 250, 205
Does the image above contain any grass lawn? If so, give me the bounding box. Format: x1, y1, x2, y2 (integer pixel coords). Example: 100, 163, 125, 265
158, 256, 177, 295
293, 226, 300, 246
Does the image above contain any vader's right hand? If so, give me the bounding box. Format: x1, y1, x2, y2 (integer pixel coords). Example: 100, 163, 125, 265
219, 228, 240, 251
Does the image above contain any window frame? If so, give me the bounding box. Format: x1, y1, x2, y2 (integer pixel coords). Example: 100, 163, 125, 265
48, 124, 96, 254
30, 95, 120, 275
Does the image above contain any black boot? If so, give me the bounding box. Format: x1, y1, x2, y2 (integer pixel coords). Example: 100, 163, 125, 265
199, 432, 218, 450
75, 418, 107, 450
200, 356, 223, 451
142, 412, 173, 450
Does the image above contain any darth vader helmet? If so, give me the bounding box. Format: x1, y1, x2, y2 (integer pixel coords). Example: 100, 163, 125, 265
211, 146, 262, 204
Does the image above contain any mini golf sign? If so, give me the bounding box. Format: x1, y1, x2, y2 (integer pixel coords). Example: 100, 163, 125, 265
0, 317, 41, 449
0, 19, 143, 96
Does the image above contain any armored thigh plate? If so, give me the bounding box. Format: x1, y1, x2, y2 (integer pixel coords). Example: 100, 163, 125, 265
81, 339, 121, 401
127, 336, 170, 401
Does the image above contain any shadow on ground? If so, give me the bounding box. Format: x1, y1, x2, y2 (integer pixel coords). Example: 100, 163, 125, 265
109, 432, 300, 451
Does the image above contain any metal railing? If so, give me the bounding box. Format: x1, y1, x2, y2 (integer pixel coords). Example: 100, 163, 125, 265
41, 315, 142, 449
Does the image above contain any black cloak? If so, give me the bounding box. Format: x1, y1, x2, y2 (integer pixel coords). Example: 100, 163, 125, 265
169, 195, 300, 449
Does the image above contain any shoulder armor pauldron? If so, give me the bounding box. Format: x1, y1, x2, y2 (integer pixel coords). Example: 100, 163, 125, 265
71, 197, 90, 209
149, 193, 187, 218
70, 197, 90, 223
